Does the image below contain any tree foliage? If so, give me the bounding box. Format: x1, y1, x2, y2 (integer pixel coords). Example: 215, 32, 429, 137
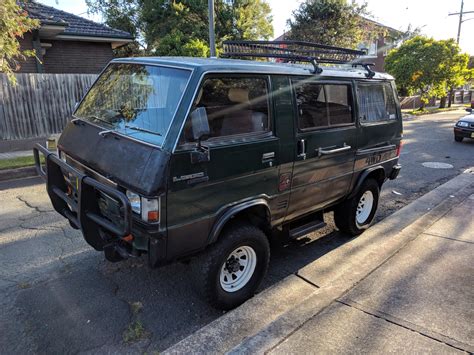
0, 0, 40, 84
438, 39, 472, 107
287, 0, 378, 48
385, 36, 473, 108
86, 0, 273, 57
234, 0, 273, 41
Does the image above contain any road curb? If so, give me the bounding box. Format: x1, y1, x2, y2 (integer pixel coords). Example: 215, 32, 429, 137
164, 168, 474, 354
0, 166, 38, 182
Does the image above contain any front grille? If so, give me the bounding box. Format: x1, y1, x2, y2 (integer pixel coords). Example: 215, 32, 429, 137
64, 154, 117, 188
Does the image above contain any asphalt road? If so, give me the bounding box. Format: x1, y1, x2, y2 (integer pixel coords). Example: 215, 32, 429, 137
0, 109, 473, 354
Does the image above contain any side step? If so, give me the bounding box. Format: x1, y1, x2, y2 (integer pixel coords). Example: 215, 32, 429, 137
289, 219, 326, 239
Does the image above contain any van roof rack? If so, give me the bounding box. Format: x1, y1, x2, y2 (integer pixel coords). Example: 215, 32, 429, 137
222, 40, 372, 76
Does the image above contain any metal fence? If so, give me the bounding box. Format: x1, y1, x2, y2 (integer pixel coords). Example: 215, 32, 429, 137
0, 73, 97, 140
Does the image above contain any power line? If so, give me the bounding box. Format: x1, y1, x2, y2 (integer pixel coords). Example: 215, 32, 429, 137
448, 0, 474, 43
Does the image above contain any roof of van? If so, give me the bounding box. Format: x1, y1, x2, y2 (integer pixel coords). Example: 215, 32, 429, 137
111, 57, 394, 80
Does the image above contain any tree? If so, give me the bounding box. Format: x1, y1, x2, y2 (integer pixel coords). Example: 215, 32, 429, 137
385, 36, 473, 110
86, 0, 273, 57
234, 0, 273, 40
385, 36, 444, 109
437, 39, 472, 108
0, 0, 40, 84
286, 0, 377, 49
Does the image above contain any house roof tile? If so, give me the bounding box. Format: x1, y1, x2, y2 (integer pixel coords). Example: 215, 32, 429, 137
24, 1, 134, 40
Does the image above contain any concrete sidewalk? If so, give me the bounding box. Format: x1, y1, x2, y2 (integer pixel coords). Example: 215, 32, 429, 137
166, 168, 474, 354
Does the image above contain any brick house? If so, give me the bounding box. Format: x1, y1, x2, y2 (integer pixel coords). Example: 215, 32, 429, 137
356, 18, 402, 72
274, 18, 401, 72
19, 1, 134, 74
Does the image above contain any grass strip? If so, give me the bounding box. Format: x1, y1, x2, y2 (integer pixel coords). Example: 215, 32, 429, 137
0, 155, 45, 170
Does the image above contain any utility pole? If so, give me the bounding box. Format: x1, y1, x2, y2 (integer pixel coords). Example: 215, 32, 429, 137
208, 0, 217, 57
448, 0, 474, 44
445, 0, 474, 107
456, 0, 464, 43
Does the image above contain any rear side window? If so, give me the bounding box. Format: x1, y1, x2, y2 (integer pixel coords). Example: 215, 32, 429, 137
358, 82, 397, 122
181, 76, 270, 143
293, 80, 353, 130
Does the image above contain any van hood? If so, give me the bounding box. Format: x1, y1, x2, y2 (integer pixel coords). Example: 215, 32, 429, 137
58, 120, 170, 196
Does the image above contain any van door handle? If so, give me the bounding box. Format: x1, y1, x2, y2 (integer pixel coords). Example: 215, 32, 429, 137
317, 143, 351, 157
297, 139, 306, 160
262, 152, 275, 167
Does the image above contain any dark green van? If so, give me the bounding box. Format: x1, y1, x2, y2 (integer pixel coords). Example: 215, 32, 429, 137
34, 42, 402, 309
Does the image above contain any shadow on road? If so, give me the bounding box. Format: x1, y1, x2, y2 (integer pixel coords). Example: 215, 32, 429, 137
0, 196, 350, 353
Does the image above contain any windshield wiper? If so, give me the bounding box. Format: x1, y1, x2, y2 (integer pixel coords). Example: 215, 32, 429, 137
87, 115, 114, 127
124, 124, 162, 136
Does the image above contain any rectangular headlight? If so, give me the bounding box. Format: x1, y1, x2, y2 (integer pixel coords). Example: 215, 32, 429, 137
457, 121, 469, 127
126, 190, 160, 223
126, 190, 141, 214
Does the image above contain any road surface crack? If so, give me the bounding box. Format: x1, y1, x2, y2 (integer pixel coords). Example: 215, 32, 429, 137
16, 196, 43, 214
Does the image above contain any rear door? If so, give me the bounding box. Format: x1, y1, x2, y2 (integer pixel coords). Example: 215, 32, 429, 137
286, 78, 357, 221
355, 80, 401, 149
353, 80, 402, 174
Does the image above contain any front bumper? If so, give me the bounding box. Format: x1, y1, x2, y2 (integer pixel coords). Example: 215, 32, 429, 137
34, 144, 133, 252
454, 127, 474, 139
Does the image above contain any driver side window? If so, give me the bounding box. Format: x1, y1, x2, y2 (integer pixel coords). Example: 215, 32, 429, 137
180, 76, 270, 145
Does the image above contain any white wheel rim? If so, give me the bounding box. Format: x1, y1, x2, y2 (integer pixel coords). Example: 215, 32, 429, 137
356, 190, 374, 225
220, 245, 257, 293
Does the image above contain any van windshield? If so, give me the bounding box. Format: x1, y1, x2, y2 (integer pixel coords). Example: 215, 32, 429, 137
74, 63, 191, 146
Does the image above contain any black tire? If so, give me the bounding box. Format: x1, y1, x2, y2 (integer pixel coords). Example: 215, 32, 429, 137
192, 223, 270, 310
334, 178, 380, 236
454, 135, 463, 142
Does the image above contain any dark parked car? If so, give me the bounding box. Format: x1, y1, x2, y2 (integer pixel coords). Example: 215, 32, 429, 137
454, 109, 474, 142
34, 41, 402, 309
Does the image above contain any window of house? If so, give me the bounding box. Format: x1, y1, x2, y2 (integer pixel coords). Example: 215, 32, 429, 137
358, 82, 397, 123
357, 40, 378, 57
181, 76, 270, 144
293, 80, 353, 130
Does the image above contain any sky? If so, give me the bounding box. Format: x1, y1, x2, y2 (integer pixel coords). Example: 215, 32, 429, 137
38, 0, 474, 55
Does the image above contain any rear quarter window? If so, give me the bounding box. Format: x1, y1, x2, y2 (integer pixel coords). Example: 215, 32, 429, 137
357, 82, 397, 123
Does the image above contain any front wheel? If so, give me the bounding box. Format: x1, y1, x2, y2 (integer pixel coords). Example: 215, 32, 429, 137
192, 223, 270, 310
334, 178, 380, 236
454, 135, 463, 142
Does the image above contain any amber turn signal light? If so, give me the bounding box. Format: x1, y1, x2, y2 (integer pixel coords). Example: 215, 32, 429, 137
122, 234, 134, 242
147, 211, 159, 222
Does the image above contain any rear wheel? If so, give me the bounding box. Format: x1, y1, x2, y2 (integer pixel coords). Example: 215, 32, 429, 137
192, 223, 270, 310
454, 135, 463, 142
334, 178, 380, 236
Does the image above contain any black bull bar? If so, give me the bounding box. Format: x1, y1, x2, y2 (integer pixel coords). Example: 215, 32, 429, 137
33, 144, 132, 251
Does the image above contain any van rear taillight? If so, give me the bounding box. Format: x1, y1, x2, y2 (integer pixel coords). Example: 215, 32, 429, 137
396, 141, 403, 156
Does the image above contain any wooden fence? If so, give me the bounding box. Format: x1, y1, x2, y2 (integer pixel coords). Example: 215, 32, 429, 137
0, 73, 97, 140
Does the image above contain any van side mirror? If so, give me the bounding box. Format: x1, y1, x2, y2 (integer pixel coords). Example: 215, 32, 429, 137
190, 107, 210, 164
191, 107, 210, 142
466, 108, 472, 113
